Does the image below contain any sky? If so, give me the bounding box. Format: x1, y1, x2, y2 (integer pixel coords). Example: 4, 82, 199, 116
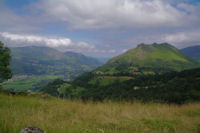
0, 0, 200, 57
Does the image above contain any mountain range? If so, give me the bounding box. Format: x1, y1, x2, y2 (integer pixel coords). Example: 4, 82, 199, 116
10, 46, 102, 79
40, 43, 200, 103
181, 45, 200, 62
2, 46, 102, 91
9, 44, 200, 78
5, 43, 200, 92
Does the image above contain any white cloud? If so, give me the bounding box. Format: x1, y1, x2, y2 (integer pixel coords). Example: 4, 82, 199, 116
91, 49, 116, 54
0, 32, 95, 50
35, 0, 199, 30
108, 49, 116, 53
122, 49, 128, 53
163, 30, 200, 48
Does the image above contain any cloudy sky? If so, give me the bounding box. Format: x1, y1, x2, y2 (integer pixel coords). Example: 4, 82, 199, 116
0, 0, 200, 57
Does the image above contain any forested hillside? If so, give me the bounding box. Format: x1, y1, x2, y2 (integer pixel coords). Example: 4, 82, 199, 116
41, 67, 200, 103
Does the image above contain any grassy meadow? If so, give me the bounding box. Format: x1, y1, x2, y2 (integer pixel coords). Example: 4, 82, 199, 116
2, 75, 64, 91
0, 94, 200, 133
89, 76, 133, 86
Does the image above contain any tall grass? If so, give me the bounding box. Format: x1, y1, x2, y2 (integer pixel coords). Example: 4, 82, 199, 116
0, 94, 200, 133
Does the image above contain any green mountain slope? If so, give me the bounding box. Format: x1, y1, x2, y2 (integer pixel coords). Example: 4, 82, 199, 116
10, 46, 102, 79
181, 45, 200, 62
96, 43, 198, 74
40, 43, 200, 102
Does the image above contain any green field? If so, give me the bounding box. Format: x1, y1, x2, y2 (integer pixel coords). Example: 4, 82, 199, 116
2, 75, 64, 91
0, 94, 200, 133
89, 76, 133, 86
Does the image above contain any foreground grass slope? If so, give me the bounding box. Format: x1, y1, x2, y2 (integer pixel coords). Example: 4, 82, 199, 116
0, 94, 200, 133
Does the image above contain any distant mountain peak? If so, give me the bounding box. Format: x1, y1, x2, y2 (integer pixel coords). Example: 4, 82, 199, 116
181, 45, 200, 62
137, 43, 145, 47
137, 42, 170, 47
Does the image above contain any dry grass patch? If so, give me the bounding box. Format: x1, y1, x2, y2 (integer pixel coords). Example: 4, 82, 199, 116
0, 94, 200, 133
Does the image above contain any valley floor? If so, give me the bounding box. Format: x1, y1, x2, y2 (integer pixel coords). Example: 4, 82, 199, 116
0, 94, 200, 133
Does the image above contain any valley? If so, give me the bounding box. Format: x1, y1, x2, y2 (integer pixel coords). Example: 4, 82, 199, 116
3, 46, 102, 91
2, 75, 64, 91
1, 1, 200, 132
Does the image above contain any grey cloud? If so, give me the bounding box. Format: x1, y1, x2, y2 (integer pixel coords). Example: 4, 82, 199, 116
1, 0, 200, 57
34, 0, 199, 30
163, 30, 200, 48
121, 30, 200, 49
